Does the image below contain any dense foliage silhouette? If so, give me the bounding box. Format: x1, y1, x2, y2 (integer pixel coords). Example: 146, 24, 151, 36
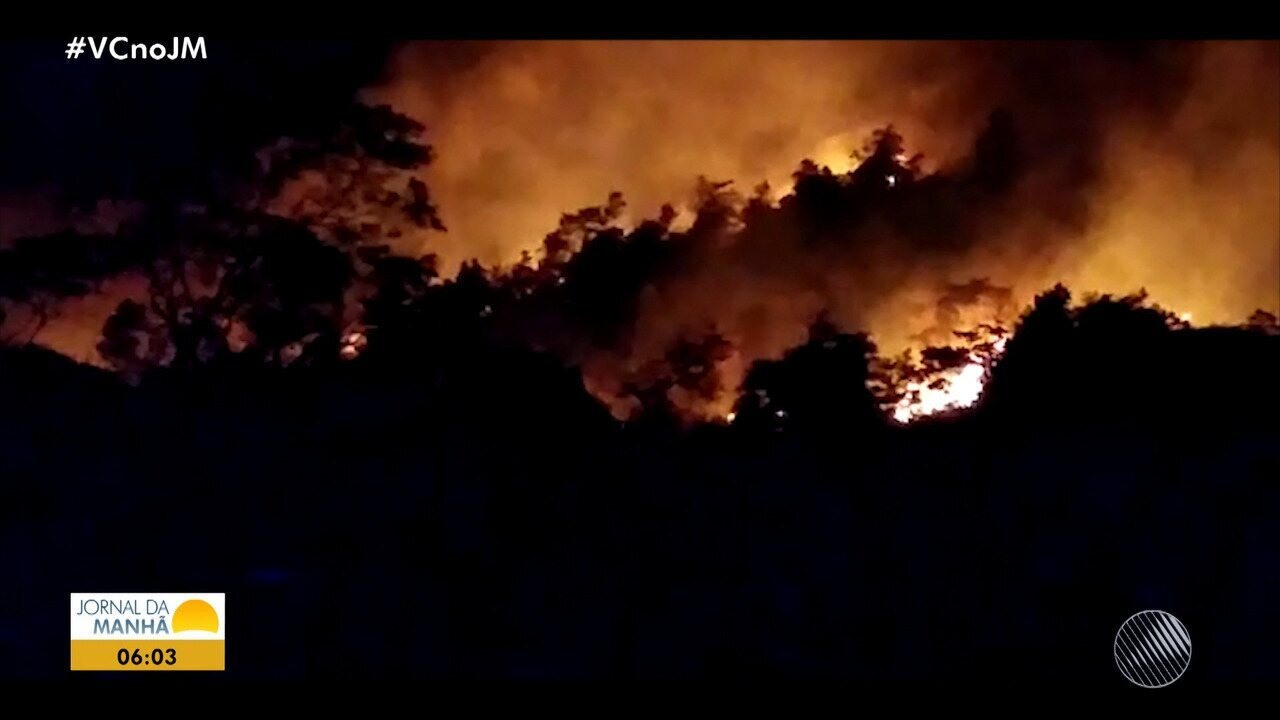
0, 103, 1276, 683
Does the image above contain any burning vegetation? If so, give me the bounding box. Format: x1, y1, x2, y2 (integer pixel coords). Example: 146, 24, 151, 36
2, 40, 1279, 682
1, 41, 1277, 427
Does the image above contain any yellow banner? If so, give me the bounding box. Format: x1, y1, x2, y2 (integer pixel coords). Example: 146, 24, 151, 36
70, 640, 225, 671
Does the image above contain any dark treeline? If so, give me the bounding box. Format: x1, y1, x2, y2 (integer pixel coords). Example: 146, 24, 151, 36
0, 103, 1277, 682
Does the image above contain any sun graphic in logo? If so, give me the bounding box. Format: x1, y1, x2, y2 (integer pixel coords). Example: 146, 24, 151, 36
171, 599, 219, 634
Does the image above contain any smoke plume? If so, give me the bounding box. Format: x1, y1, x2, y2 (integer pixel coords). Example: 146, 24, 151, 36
12, 41, 1280, 388
366, 41, 1279, 404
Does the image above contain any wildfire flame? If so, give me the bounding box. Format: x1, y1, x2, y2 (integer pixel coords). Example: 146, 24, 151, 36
339, 330, 368, 361
890, 303, 1196, 424
891, 336, 1008, 424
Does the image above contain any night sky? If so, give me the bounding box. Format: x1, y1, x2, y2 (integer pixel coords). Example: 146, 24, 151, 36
0, 39, 393, 198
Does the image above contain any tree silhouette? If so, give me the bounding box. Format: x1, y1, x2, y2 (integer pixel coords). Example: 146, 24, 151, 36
735, 313, 882, 434
93, 211, 353, 371
0, 230, 136, 344
613, 328, 737, 425
1247, 309, 1279, 333
254, 103, 445, 247
85, 103, 440, 372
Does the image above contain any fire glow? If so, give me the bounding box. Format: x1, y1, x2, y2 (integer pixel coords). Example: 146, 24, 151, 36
891, 336, 1008, 424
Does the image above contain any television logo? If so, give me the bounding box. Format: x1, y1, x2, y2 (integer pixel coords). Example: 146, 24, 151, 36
1114, 610, 1191, 688
70, 593, 225, 671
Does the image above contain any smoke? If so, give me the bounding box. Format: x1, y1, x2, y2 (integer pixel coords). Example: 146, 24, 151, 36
366, 40, 1279, 403
10, 41, 1279, 393
1064, 42, 1280, 327
363, 41, 994, 266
